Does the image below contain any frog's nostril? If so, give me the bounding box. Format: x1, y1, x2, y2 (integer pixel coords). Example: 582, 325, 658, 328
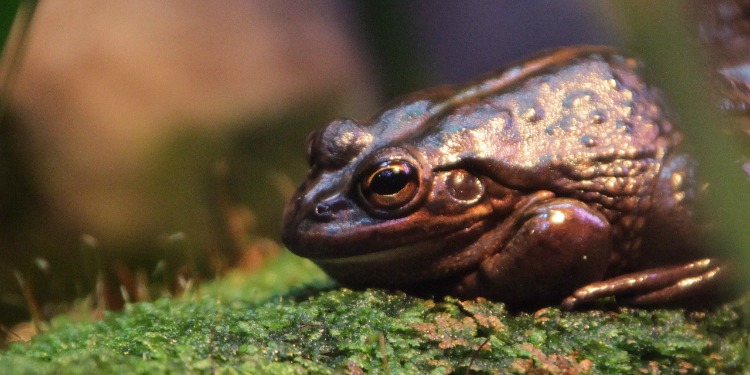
310, 196, 352, 222
313, 203, 334, 221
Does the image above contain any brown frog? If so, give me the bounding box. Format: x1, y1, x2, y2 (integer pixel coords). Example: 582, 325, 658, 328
281, 46, 727, 309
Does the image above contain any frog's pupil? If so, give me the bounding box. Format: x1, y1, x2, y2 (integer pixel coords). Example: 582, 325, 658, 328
371, 167, 409, 195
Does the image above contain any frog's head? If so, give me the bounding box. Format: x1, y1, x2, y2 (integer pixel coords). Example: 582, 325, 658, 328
281, 93, 516, 286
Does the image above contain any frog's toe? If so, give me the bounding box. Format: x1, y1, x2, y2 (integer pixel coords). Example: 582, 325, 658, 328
561, 258, 726, 310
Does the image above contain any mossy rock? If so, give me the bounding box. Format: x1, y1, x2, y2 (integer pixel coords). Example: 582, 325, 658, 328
1, 251, 748, 374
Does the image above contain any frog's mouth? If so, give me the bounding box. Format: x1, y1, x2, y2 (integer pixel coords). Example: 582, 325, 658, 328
307, 217, 499, 287
312, 218, 492, 265
283, 202, 496, 260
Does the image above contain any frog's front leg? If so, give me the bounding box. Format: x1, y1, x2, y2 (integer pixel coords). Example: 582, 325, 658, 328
453, 195, 613, 308
561, 259, 726, 310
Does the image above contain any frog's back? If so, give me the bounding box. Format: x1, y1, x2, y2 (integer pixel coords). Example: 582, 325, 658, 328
414, 48, 691, 271
420, 49, 674, 187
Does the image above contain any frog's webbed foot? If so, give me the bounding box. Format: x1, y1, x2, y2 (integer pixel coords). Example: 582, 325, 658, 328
561, 258, 725, 310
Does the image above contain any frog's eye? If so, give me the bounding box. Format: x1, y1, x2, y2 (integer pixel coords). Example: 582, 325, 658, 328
359, 160, 420, 209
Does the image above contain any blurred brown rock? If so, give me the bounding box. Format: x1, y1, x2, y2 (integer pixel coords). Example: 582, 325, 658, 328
0, 0, 374, 321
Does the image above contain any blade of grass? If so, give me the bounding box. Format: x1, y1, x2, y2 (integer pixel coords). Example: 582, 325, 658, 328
0, 0, 37, 119
0, 1, 26, 53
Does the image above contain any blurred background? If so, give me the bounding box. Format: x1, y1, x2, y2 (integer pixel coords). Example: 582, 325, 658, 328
1, 0, 745, 332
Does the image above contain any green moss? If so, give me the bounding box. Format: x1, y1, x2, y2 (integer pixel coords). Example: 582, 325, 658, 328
2, 252, 749, 374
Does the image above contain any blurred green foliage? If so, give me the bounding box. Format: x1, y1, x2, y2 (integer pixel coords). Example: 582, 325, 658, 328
357, 1, 431, 98
614, 1, 750, 290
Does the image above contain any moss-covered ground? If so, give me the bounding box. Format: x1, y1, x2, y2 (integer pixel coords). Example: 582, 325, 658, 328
1, 251, 748, 374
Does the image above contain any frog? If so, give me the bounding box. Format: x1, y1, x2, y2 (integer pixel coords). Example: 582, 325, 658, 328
281, 46, 729, 309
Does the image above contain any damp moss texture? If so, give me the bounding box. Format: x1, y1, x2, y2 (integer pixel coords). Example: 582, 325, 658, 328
1, 251, 749, 374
